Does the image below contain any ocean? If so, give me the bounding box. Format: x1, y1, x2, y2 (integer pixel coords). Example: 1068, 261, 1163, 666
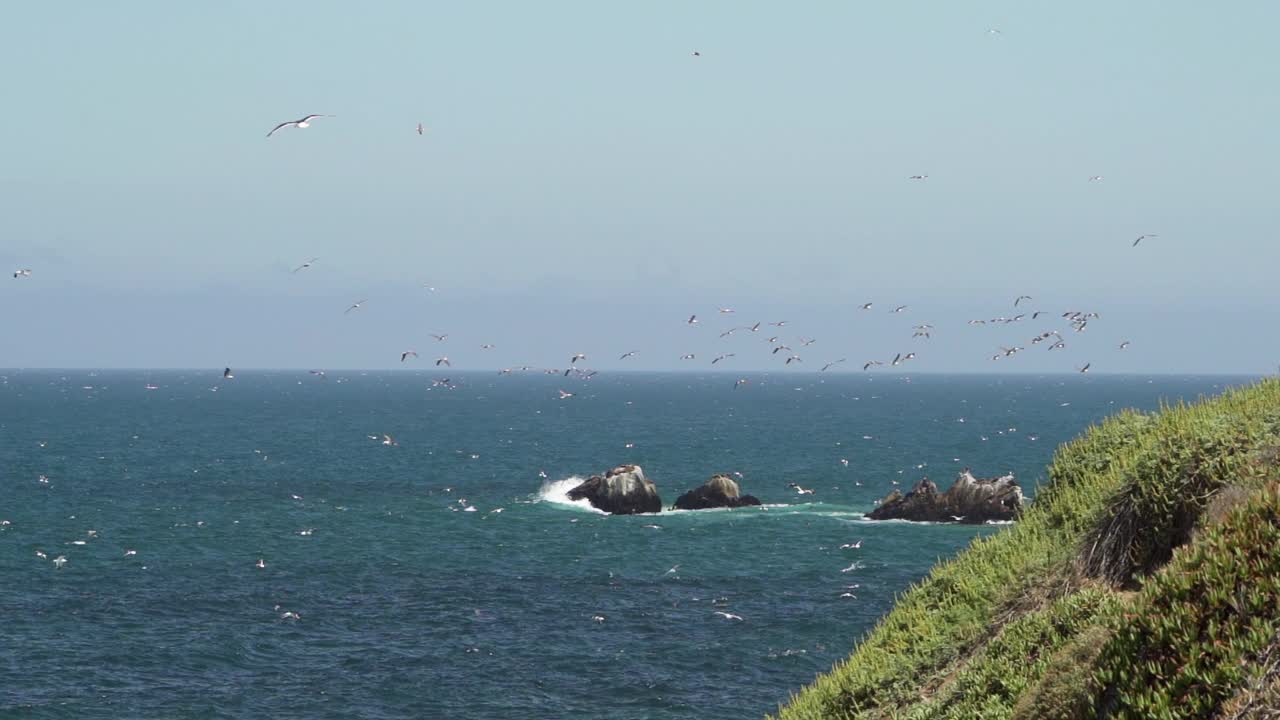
0, 371, 1254, 719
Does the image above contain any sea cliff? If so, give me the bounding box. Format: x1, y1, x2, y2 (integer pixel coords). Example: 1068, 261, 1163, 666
776, 379, 1280, 719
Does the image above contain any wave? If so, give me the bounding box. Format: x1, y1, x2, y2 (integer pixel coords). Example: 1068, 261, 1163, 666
534, 476, 607, 514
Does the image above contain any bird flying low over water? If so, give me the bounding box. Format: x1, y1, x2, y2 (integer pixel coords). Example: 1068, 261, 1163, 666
223, 368, 234, 380
400, 351, 418, 363
822, 359, 846, 372
619, 351, 637, 360
1014, 295, 1032, 306
734, 378, 748, 390
436, 357, 450, 367
1078, 363, 1091, 373
266, 114, 334, 137
712, 353, 734, 364
863, 360, 883, 371
558, 389, 574, 399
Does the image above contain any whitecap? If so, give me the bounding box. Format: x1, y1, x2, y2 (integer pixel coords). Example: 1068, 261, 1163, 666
534, 476, 606, 514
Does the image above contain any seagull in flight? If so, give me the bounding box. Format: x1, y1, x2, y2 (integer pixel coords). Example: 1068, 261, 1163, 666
821, 359, 846, 372
712, 353, 735, 364
558, 389, 575, 400
223, 368, 234, 380
687, 315, 698, 325
381, 434, 398, 446
1078, 363, 1091, 373
860, 303, 873, 310
431, 333, 448, 342
692, 50, 701, 57
12, 269, 32, 279
908, 174, 928, 181
1119, 341, 1131, 350
266, 114, 334, 138
785, 355, 802, 365
734, 378, 748, 390
1089, 175, 1105, 182
619, 351, 637, 360
400, 351, 418, 363
863, 360, 883, 371
892, 305, 908, 313
570, 353, 586, 364
309, 370, 326, 379
416, 122, 425, 135
718, 306, 735, 314
680, 353, 696, 360
713, 611, 744, 621
436, 357, 451, 367
345, 299, 367, 314
1133, 233, 1158, 247
292, 258, 319, 273
1014, 295, 1033, 306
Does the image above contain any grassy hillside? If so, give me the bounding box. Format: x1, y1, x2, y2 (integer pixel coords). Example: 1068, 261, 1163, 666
775, 379, 1280, 720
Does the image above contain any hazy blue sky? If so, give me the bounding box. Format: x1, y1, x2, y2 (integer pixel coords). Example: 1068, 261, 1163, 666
1, 1, 1277, 372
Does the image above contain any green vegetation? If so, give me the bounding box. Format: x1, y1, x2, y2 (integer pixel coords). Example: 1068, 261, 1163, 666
775, 379, 1280, 720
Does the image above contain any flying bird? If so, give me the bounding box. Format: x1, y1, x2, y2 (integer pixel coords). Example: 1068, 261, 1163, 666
431, 334, 448, 342
436, 357, 450, 367
1078, 363, 1091, 373
1089, 175, 1105, 182
718, 307, 735, 314
860, 303, 873, 310
822, 359, 847, 372
1119, 341, 1131, 350
558, 389, 575, 399
908, 175, 928, 181
687, 315, 698, 325
691, 50, 701, 57
266, 114, 334, 138
345, 300, 367, 314
292, 258, 318, 273
733, 378, 748, 390
712, 353, 735, 364
863, 360, 883, 371
12, 269, 32, 279
570, 353, 586, 364
1133, 233, 1158, 247
892, 305, 908, 313
416, 122, 425, 135
400, 351, 418, 363
1014, 295, 1033, 306
619, 351, 637, 360
223, 368, 234, 380
680, 353, 696, 360
713, 611, 744, 621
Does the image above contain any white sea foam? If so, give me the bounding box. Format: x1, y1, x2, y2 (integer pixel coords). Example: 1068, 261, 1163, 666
536, 476, 606, 514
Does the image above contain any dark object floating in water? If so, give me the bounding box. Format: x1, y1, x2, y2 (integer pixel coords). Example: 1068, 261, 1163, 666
867, 470, 1023, 524
673, 474, 762, 511
566, 465, 662, 515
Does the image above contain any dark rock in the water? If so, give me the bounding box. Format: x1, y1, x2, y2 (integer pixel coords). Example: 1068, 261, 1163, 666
673, 474, 762, 510
867, 470, 1023, 523
566, 464, 662, 515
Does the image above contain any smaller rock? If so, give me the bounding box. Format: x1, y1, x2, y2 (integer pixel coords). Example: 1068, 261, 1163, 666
673, 474, 762, 511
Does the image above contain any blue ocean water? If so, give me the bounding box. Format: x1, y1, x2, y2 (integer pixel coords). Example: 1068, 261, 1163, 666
0, 371, 1255, 719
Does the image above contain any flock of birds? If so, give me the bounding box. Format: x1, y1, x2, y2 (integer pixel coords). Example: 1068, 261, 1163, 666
9, 44, 1154, 602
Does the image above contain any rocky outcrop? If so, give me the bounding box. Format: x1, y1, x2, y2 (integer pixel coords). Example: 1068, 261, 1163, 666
566, 464, 662, 515
672, 474, 762, 510
867, 470, 1023, 523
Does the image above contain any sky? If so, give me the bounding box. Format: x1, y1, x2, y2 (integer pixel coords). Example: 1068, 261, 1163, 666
1, 1, 1277, 373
